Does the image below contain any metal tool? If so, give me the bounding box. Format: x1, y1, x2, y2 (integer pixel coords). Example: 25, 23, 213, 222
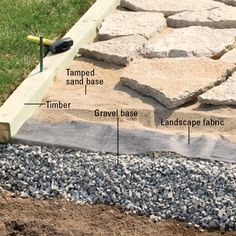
27, 35, 74, 54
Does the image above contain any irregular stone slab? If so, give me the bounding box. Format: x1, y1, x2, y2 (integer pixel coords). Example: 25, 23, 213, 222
167, 7, 236, 28
214, 0, 236, 6
121, 58, 236, 109
212, 38, 236, 59
199, 73, 236, 105
221, 48, 236, 63
121, 0, 225, 16
145, 26, 236, 58
98, 10, 166, 40
79, 35, 147, 66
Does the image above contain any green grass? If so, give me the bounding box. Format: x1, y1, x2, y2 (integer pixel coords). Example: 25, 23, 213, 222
0, 0, 95, 105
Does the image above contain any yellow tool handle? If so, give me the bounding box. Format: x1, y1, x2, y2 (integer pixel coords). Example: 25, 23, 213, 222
27, 35, 55, 46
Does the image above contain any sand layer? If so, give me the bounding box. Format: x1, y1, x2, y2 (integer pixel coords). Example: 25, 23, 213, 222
34, 57, 236, 144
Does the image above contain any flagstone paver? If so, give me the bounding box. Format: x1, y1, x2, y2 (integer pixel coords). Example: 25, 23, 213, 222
121, 58, 235, 109
145, 27, 236, 58
214, 0, 236, 6
98, 10, 166, 40
79, 35, 147, 66
221, 48, 236, 63
167, 7, 236, 28
121, 0, 225, 16
199, 72, 236, 105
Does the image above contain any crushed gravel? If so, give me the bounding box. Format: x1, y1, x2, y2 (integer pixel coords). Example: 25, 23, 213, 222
0, 144, 235, 231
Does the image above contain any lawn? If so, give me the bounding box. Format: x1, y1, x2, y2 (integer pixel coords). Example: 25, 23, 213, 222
0, 0, 95, 105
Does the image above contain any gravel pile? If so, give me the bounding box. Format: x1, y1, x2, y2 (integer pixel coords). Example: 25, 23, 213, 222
0, 144, 236, 231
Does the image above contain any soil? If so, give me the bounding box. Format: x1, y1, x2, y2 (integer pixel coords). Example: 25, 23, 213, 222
0, 191, 235, 236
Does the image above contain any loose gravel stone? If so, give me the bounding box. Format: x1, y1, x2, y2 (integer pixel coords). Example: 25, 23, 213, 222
98, 10, 166, 40
198, 72, 236, 105
121, 0, 225, 16
79, 35, 147, 66
20, 191, 29, 199
145, 26, 236, 58
167, 7, 236, 28
121, 57, 235, 109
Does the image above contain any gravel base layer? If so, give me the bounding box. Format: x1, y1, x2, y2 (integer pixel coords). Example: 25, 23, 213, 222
0, 144, 235, 231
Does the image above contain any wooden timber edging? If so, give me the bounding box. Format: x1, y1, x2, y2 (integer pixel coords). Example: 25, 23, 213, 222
0, 0, 121, 143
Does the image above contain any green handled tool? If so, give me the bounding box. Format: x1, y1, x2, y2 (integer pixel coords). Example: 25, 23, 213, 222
27, 35, 74, 54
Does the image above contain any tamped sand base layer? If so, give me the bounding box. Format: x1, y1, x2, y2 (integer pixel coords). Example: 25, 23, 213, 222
34, 57, 236, 144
